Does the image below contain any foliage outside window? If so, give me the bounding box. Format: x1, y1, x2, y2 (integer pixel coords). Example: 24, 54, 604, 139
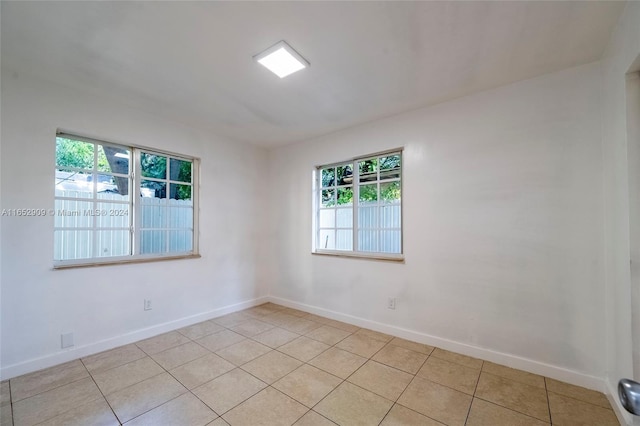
316, 151, 402, 257
54, 133, 198, 266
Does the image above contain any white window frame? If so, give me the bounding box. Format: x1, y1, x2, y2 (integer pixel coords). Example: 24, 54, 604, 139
313, 149, 403, 261
54, 132, 200, 268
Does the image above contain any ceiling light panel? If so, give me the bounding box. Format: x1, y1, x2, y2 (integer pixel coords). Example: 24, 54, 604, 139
254, 40, 309, 78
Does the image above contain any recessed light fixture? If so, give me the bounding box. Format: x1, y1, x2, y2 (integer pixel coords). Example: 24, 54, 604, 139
253, 40, 309, 78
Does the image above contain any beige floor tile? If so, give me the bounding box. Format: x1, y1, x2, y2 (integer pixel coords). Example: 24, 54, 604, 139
373, 344, 428, 374
178, 320, 225, 340
482, 362, 545, 389
150, 341, 210, 370
305, 325, 352, 346
388, 337, 434, 355
336, 334, 386, 358
136, 331, 191, 355
82, 344, 147, 374
212, 312, 253, 327
475, 372, 549, 422
241, 351, 302, 384
196, 329, 246, 352
294, 410, 336, 426
548, 392, 619, 426
37, 397, 119, 426
430, 348, 483, 370
215, 340, 271, 366
125, 392, 217, 426
309, 347, 367, 379
302, 313, 332, 324
279, 336, 330, 362
397, 376, 472, 426
467, 398, 549, 426
207, 418, 230, 426
10, 360, 89, 402
230, 319, 275, 337
354, 328, 393, 342
223, 387, 308, 426
320, 319, 360, 333
244, 305, 279, 318
105, 372, 187, 423
92, 357, 163, 395
380, 404, 443, 425
273, 364, 342, 408
12, 377, 102, 426
280, 308, 310, 317
417, 356, 480, 395
170, 353, 235, 389
1, 404, 13, 426
315, 381, 393, 426
546, 378, 611, 408
348, 360, 413, 401
280, 318, 323, 334
192, 368, 267, 415
1, 382, 10, 406
261, 312, 300, 327
252, 327, 299, 348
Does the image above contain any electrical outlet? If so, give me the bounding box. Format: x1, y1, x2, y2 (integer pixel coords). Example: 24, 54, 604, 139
61, 332, 74, 348
144, 299, 152, 311
387, 297, 396, 310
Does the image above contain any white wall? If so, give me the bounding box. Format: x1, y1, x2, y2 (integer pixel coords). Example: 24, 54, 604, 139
601, 2, 640, 425
0, 69, 270, 378
268, 63, 607, 386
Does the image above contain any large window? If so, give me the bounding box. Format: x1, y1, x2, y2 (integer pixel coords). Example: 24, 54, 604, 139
54, 133, 198, 266
315, 150, 402, 258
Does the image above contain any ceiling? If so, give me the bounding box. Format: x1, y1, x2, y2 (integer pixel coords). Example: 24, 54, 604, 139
1, 1, 625, 148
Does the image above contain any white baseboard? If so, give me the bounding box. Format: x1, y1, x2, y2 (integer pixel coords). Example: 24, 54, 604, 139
269, 296, 608, 393
0, 296, 269, 380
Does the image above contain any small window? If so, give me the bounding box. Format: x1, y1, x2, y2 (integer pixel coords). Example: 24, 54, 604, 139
54, 133, 198, 267
315, 151, 402, 259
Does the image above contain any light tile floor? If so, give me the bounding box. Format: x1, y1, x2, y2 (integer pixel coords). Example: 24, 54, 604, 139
0, 303, 621, 426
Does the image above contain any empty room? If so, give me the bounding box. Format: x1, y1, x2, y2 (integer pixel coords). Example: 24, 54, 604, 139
1, 1, 640, 425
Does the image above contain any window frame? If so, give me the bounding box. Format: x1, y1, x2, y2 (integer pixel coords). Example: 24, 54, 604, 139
313, 149, 404, 261
54, 132, 200, 269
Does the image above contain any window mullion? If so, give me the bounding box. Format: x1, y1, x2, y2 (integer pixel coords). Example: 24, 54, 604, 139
133, 149, 142, 255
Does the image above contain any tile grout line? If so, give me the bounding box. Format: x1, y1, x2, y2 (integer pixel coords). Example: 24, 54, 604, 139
78, 358, 122, 426
463, 359, 484, 426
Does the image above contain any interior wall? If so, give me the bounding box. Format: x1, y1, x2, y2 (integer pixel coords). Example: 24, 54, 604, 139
267, 62, 606, 385
601, 2, 640, 424
0, 69, 270, 379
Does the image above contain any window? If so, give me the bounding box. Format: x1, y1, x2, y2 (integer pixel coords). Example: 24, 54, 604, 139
54, 133, 198, 266
315, 150, 402, 259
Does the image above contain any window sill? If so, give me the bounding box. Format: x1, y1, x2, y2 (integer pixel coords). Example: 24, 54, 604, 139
53, 253, 201, 270
312, 250, 404, 263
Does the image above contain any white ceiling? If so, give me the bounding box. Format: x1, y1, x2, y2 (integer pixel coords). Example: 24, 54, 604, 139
1, 1, 625, 148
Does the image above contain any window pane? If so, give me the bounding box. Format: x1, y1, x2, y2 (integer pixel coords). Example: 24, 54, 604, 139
336, 230, 353, 251
98, 145, 130, 174
380, 205, 401, 229
321, 189, 335, 207
96, 230, 130, 257
358, 206, 378, 228
141, 180, 167, 199
380, 155, 401, 170
319, 209, 335, 228
337, 164, 353, 185
359, 184, 378, 203
56, 137, 94, 170
96, 203, 130, 228
141, 230, 167, 254
380, 230, 401, 254
55, 169, 93, 197
54, 199, 93, 227
318, 229, 335, 250
336, 208, 353, 228
358, 159, 378, 182
380, 181, 401, 203
54, 230, 92, 260
321, 168, 335, 188
358, 229, 378, 252
170, 158, 192, 183
141, 198, 167, 228
337, 187, 353, 205
169, 207, 193, 229
170, 183, 192, 202
141, 152, 167, 179
169, 230, 193, 253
